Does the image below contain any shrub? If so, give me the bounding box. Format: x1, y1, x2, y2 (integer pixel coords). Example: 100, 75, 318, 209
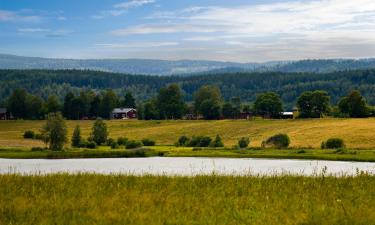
117, 137, 129, 146
86, 141, 97, 149
91, 119, 108, 145
106, 138, 116, 146
176, 135, 190, 147
324, 138, 345, 149
126, 140, 143, 149
31, 147, 47, 151
265, 134, 290, 149
79, 139, 88, 148
110, 141, 118, 149
238, 137, 250, 148
23, 130, 35, 139
188, 136, 212, 147
142, 138, 156, 146
210, 135, 224, 148
34, 133, 43, 140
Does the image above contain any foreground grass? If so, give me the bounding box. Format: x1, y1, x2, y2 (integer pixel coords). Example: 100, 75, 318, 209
1, 118, 375, 149
0, 174, 374, 225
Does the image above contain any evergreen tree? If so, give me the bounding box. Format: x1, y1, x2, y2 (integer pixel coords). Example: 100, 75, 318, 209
222, 102, 234, 119
63, 92, 75, 119
45, 95, 61, 113
100, 90, 119, 119
41, 112, 67, 151
91, 119, 108, 145
122, 92, 136, 108
71, 125, 82, 147
7, 88, 28, 119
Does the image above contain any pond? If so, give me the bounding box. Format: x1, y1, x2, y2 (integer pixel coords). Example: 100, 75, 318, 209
1, 157, 375, 176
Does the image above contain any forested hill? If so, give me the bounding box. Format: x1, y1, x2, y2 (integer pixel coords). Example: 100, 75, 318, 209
2, 54, 375, 75
1, 69, 375, 109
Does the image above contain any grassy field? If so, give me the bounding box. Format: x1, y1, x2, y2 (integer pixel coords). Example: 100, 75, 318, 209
1, 118, 375, 149
0, 174, 374, 225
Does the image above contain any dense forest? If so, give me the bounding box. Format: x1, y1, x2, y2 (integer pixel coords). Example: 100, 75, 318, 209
1, 69, 375, 109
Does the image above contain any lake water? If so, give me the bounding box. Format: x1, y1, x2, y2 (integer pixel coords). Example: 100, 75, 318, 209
0, 157, 375, 176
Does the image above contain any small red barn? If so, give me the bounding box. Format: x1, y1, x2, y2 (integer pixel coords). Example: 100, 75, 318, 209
111, 108, 137, 119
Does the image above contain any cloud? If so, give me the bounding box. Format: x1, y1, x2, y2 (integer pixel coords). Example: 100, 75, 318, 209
112, 24, 223, 35
18, 28, 50, 33
114, 0, 155, 9
93, 0, 156, 19
0, 10, 41, 22
95, 41, 178, 48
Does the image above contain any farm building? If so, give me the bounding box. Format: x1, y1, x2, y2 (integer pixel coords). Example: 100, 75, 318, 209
111, 108, 137, 119
0, 108, 12, 120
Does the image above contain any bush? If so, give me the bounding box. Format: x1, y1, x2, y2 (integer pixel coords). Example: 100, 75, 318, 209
210, 135, 224, 148
117, 137, 128, 146
176, 135, 190, 147
238, 137, 250, 148
34, 133, 43, 140
126, 140, 143, 149
188, 136, 212, 147
110, 141, 118, 149
106, 138, 116, 146
142, 138, 156, 146
23, 130, 35, 139
31, 147, 47, 151
323, 138, 345, 149
265, 134, 290, 149
79, 139, 88, 148
86, 141, 97, 149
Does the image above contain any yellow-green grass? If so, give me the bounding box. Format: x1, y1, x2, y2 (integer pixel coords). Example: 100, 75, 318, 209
0, 174, 374, 225
1, 118, 375, 149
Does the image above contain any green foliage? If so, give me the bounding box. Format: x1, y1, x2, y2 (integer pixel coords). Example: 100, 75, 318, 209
142, 138, 156, 146
71, 125, 81, 148
210, 135, 224, 147
156, 84, 186, 119
254, 92, 283, 118
45, 95, 61, 114
238, 137, 250, 148
7, 88, 28, 119
222, 102, 235, 119
41, 112, 68, 151
297, 91, 330, 118
194, 85, 222, 120
338, 90, 370, 118
117, 137, 129, 146
86, 141, 97, 149
106, 138, 116, 146
142, 100, 159, 120
176, 135, 190, 147
265, 134, 290, 149
100, 89, 119, 119
125, 140, 143, 149
323, 138, 345, 149
122, 92, 136, 108
110, 141, 118, 149
91, 119, 108, 145
188, 136, 212, 147
23, 130, 35, 139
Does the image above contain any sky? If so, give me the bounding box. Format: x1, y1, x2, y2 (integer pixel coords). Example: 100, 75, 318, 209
0, 0, 375, 62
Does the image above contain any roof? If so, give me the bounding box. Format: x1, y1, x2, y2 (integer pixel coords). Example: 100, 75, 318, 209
0, 108, 6, 114
282, 112, 294, 116
112, 108, 136, 113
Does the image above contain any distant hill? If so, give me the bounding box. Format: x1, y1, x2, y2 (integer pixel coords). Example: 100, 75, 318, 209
1, 69, 375, 110
1, 54, 375, 75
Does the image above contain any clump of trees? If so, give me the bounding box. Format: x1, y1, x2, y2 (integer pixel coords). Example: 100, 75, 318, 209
175, 135, 224, 148
253, 92, 283, 119
297, 91, 330, 118
338, 90, 370, 118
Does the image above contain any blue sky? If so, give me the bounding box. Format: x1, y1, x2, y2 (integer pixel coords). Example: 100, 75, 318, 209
1, 0, 375, 62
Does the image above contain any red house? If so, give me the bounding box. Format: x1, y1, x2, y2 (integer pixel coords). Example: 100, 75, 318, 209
111, 108, 137, 119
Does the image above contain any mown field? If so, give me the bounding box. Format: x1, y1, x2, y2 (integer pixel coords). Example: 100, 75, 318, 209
0, 174, 374, 225
0, 118, 375, 149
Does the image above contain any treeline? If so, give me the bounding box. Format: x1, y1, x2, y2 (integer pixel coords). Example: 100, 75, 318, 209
5, 84, 374, 120
1, 69, 375, 109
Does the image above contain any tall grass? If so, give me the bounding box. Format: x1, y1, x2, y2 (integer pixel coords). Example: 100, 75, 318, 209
0, 174, 374, 224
